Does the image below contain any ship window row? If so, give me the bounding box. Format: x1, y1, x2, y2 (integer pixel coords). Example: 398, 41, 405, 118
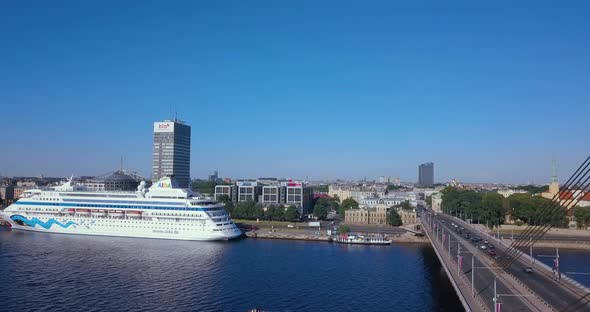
101, 220, 205, 226
63, 199, 186, 206
20, 207, 59, 211
17, 202, 224, 212
36, 198, 58, 201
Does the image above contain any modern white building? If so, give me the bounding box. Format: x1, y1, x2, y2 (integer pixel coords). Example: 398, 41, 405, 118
497, 189, 527, 198
214, 185, 236, 201
283, 181, 313, 214
261, 185, 280, 205
361, 197, 405, 208
328, 185, 387, 202
236, 181, 259, 202
214, 179, 314, 215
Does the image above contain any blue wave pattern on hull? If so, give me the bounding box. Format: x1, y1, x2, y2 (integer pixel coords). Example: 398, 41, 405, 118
10, 215, 78, 229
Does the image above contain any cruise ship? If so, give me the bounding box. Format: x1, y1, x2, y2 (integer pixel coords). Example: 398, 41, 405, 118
0, 176, 242, 241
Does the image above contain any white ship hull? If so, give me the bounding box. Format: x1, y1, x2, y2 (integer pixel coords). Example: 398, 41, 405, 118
1, 213, 242, 241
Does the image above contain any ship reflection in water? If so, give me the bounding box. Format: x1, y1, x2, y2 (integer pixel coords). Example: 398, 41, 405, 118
0, 227, 463, 311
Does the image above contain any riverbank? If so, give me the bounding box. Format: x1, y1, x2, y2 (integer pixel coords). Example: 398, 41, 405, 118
502, 238, 590, 250
243, 228, 429, 244
454, 222, 590, 250
492, 224, 590, 237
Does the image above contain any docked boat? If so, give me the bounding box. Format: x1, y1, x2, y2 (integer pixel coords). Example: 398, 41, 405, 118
337, 234, 391, 245
0, 176, 242, 241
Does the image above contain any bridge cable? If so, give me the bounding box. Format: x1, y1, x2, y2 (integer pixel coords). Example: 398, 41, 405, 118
496, 175, 590, 268
496, 173, 590, 269
457, 155, 590, 310
496, 156, 590, 268
496, 156, 590, 266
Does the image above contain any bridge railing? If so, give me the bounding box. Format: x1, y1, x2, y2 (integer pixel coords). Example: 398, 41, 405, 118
422, 217, 490, 312
450, 215, 590, 295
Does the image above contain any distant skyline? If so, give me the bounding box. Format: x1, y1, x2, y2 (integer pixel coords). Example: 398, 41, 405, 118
1, 1, 589, 184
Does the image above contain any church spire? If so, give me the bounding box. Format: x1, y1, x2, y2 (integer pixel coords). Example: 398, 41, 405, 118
551, 159, 558, 183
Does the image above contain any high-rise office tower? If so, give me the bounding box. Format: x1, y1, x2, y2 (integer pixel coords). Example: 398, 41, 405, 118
152, 120, 191, 188
418, 162, 434, 187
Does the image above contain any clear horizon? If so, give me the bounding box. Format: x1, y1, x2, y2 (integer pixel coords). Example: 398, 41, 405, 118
1, 1, 588, 184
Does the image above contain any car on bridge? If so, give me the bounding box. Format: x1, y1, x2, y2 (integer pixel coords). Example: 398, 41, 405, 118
488, 249, 496, 256
523, 267, 533, 274
480, 244, 488, 250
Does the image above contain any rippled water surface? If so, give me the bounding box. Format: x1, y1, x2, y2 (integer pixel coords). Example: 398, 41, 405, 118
0, 228, 463, 311
532, 248, 590, 287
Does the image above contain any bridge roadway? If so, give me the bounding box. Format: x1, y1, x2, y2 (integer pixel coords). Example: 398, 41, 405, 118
423, 212, 541, 312
429, 211, 590, 311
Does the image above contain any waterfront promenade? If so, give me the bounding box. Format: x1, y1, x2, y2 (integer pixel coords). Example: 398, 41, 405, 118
236, 219, 429, 244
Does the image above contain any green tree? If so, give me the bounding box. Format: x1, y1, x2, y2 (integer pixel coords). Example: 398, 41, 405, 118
313, 202, 328, 220
233, 201, 256, 219
506, 193, 568, 227
266, 205, 285, 221
574, 206, 590, 229
285, 205, 300, 221
217, 194, 230, 203
388, 208, 402, 226
480, 192, 505, 228
217, 194, 233, 214
312, 185, 329, 193
190, 180, 218, 194
517, 185, 549, 194
395, 200, 413, 211
314, 198, 339, 219
508, 193, 535, 223
224, 201, 235, 215
441, 187, 507, 229
338, 224, 350, 234
339, 198, 359, 215
425, 195, 432, 207
387, 185, 407, 192
264, 205, 276, 220
254, 205, 265, 220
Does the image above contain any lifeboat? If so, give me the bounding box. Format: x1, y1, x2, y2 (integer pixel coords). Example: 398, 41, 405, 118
109, 210, 123, 217
67, 209, 76, 214
91, 210, 106, 217
77, 209, 91, 215
126, 211, 142, 218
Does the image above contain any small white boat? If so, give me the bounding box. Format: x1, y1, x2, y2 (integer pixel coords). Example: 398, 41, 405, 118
338, 234, 391, 245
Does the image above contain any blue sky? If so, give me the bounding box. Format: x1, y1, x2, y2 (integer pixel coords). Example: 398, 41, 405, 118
1, 1, 589, 183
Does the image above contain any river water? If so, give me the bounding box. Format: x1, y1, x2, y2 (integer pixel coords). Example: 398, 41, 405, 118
0, 228, 464, 312
532, 248, 590, 287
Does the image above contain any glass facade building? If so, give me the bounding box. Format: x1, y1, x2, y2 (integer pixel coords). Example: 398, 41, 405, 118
418, 162, 434, 187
